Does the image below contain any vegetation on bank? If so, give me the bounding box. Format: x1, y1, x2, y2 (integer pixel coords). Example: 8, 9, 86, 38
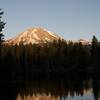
0, 36, 100, 82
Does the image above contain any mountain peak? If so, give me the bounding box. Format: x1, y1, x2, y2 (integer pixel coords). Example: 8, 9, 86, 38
6, 27, 62, 45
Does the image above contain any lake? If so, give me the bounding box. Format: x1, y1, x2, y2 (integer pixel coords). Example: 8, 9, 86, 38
1, 77, 100, 100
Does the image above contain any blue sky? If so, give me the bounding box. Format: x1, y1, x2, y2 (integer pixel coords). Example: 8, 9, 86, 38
0, 0, 100, 40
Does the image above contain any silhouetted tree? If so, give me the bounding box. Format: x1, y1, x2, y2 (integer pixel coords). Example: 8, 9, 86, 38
0, 9, 5, 45
0, 9, 5, 81
91, 35, 99, 66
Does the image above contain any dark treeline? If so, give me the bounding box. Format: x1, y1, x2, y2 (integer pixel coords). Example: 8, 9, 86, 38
0, 35, 100, 82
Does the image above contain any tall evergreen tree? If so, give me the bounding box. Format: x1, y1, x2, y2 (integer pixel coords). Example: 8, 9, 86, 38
0, 9, 5, 45
91, 35, 99, 65
92, 35, 98, 46
0, 9, 5, 69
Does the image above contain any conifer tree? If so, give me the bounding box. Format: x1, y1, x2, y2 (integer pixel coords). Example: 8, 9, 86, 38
91, 35, 98, 65
0, 9, 5, 45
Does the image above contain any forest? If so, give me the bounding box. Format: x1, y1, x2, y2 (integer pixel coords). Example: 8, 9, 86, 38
0, 36, 100, 83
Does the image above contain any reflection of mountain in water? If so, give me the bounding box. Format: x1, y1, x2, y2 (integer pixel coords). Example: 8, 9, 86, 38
1, 78, 100, 100
15, 79, 100, 100
17, 93, 60, 100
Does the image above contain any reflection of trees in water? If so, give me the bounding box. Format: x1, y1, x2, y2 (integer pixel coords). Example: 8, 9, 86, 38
15, 79, 99, 100
92, 79, 100, 100
1, 79, 100, 100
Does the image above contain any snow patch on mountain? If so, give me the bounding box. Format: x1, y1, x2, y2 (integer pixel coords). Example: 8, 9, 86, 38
33, 33, 41, 40
47, 31, 58, 37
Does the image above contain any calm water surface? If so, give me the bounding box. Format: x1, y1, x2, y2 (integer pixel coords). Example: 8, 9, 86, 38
16, 91, 94, 100
15, 79, 100, 100
1, 73, 100, 100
